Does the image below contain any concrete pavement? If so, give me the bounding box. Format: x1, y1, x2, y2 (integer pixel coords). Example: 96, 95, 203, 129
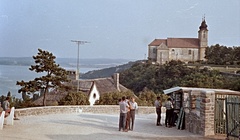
0, 113, 222, 140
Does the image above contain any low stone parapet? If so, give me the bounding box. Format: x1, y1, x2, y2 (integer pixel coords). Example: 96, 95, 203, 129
15, 105, 157, 117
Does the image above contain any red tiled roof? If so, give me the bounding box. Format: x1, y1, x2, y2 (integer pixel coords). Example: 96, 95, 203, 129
148, 38, 199, 48
167, 38, 199, 48
148, 39, 167, 46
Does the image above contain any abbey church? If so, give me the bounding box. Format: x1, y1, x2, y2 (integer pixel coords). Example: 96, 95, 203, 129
148, 18, 208, 64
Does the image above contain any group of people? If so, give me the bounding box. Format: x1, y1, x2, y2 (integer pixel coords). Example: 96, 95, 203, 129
155, 96, 176, 128
118, 96, 138, 132
118, 95, 177, 132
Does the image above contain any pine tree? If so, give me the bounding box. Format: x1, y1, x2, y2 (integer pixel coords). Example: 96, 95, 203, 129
16, 49, 69, 106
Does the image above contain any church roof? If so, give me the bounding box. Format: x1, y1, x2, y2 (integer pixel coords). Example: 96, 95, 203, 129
149, 38, 199, 48
148, 39, 167, 46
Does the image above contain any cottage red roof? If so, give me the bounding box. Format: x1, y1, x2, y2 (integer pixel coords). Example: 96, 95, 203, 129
79, 77, 128, 95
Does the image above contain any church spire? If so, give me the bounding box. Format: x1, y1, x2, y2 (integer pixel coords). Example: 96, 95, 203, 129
199, 15, 208, 30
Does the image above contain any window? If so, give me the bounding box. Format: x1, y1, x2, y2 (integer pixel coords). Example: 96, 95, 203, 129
188, 50, 191, 55
93, 93, 96, 99
153, 48, 157, 53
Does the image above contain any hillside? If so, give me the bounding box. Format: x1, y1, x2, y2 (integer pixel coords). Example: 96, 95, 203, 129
81, 61, 140, 79
118, 60, 240, 93
0, 57, 131, 70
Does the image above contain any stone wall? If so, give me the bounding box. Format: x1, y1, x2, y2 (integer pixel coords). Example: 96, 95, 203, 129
185, 110, 202, 134
184, 90, 215, 136
15, 105, 156, 117
200, 90, 215, 136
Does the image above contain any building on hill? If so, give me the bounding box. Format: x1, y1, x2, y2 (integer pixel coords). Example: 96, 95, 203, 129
33, 73, 129, 106
148, 17, 208, 64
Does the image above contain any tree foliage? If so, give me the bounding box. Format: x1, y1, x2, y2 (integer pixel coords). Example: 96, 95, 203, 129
59, 92, 89, 105
96, 91, 134, 105
120, 60, 240, 95
205, 44, 240, 65
120, 60, 193, 93
181, 68, 225, 88
16, 49, 69, 106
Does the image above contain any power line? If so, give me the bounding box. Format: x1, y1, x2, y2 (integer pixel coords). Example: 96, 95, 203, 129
71, 40, 90, 93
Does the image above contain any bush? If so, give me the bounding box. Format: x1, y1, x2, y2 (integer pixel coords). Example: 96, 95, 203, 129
59, 92, 89, 105
96, 91, 135, 105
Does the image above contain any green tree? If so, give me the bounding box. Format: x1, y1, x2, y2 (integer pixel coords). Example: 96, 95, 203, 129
233, 46, 240, 64
223, 76, 240, 91
16, 49, 69, 106
205, 44, 240, 65
138, 89, 157, 106
97, 91, 134, 105
181, 68, 224, 88
59, 92, 89, 105
7, 91, 11, 97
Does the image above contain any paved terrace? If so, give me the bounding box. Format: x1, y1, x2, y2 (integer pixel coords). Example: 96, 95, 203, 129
0, 106, 224, 140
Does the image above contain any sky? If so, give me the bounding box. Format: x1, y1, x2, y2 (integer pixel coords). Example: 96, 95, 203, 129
0, 0, 239, 60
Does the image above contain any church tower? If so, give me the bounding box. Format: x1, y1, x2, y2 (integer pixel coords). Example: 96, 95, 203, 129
198, 17, 208, 61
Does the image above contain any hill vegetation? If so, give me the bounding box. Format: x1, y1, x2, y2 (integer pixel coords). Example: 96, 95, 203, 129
120, 60, 240, 95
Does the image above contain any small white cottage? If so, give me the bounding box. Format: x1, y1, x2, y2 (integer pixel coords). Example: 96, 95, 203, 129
73, 73, 129, 106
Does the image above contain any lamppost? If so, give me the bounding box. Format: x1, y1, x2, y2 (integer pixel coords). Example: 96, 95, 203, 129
71, 40, 90, 92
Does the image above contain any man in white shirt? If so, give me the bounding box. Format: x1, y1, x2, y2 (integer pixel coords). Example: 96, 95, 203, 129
154, 96, 162, 126
129, 97, 138, 130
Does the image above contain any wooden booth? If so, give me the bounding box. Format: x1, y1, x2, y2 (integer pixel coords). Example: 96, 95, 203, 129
163, 86, 240, 139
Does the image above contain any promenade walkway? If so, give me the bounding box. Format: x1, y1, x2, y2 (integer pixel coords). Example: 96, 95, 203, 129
0, 113, 223, 140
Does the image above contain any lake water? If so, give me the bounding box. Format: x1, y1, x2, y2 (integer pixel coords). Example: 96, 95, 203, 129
0, 65, 98, 98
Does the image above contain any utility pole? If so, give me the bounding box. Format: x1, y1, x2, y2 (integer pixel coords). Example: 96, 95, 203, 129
71, 40, 90, 92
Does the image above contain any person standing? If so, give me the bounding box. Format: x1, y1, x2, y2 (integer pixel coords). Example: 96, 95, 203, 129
164, 98, 174, 127
2, 97, 19, 120
2, 97, 10, 114
125, 96, 131, 131
154, 96, 162, 126
119, 96, 129, 132
129, 97, 138, 130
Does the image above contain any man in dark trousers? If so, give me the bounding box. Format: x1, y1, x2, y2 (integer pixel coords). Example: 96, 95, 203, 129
129, 97, 138, 130
125, 96, 131, 131
154, 96, 162, 126
164, 98, 174, 127
119, 96, 129, 132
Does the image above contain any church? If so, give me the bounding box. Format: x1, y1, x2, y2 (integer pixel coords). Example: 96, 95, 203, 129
148, 18, 208, 64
